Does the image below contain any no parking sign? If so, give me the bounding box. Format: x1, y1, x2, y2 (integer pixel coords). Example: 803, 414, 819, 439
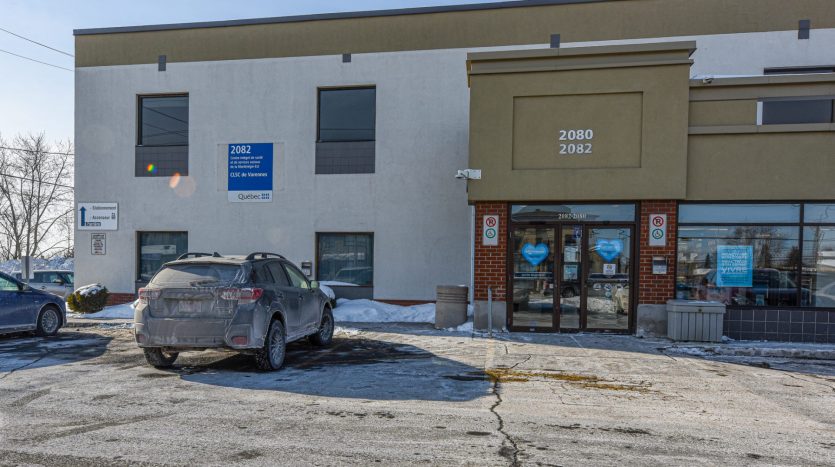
482, 215, 499, 246
649, 214, 667, 247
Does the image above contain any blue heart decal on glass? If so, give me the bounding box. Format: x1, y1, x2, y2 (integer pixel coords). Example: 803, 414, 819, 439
521, 243, 549, 266
595, 239, 623, 262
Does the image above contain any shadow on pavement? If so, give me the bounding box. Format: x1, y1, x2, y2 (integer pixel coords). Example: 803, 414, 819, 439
0, 331, 113, 376
175, 336, 491, 401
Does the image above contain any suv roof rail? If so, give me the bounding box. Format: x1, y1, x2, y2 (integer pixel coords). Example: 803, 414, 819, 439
177, 252, 222, 260
245, 252, 286, 260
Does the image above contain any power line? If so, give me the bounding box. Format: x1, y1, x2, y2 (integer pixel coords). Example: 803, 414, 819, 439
0, 146, 74, 156
0, 26, 74, 57
0, 171, 74, 190
0, 48, 72, 72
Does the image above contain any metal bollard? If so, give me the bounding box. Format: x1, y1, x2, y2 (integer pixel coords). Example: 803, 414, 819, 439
487, 287, 493, 338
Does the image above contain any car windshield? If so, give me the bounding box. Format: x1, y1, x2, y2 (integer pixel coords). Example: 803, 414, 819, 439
150, 264, 244, 287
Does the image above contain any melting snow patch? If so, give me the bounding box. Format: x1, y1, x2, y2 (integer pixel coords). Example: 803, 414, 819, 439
69, 301, 136, 319
333, 299, 437, 323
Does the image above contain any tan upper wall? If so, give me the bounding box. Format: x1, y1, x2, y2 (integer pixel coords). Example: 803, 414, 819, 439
467, 42, 694, 201
687, 75, 835, 200
75, 0, 835, 67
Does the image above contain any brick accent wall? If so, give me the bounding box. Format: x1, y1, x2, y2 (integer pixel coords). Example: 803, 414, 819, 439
638, 201, 677, 305
106, 293, 136, 306
473, 202, 508, 301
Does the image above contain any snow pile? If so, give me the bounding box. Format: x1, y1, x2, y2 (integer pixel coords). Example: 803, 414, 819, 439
318, 284, 336, 300
75, 283, 105, 297
69, 300, 137, 319
333, 299, 437, 323
447, 321, 474, 332
333, 299, 474, 325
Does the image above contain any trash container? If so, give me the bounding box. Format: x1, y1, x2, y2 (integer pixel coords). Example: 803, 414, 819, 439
435, 285, 468, 329
666, 300, 726, 342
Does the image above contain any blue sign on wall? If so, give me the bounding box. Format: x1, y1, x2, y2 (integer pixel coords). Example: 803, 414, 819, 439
716, 245, 753, 287
228, 143, 273, 202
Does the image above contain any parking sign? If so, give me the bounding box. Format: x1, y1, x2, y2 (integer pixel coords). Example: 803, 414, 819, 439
649, 214, 667, 247
482, 215, 499, 246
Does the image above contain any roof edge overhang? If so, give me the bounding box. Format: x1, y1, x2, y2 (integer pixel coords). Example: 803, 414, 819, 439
73, 0, 610, 36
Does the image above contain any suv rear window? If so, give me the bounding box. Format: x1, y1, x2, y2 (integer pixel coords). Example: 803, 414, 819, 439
150, 264, 244, 287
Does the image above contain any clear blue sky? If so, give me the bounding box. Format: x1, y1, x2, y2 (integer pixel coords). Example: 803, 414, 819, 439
0, 0, 503, 144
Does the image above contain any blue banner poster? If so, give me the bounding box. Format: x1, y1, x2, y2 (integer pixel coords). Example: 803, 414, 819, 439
716, 245, 753, 287
228, 143, 273, 202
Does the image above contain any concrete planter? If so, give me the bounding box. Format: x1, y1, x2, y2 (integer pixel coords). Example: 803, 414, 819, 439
667, 300, 726, 342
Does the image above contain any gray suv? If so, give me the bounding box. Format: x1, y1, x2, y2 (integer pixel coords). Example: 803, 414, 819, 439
135, 252, 334, 371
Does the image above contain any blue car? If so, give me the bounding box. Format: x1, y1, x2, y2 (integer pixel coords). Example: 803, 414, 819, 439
0, 271, 66, 336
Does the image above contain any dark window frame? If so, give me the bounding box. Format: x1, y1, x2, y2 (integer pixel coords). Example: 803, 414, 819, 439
315, 232, 375, 287
676, 201, 835, 310
759, 96, 835, 125
135, 231, 188, 283
316, 86, 377, 143
137, 93, 190, 147
764, 66, 835, 75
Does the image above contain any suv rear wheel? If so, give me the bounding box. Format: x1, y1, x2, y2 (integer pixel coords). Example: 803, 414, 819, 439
144, 348, 179, 368
254, 319, 286, 371
309, 307, 334, 347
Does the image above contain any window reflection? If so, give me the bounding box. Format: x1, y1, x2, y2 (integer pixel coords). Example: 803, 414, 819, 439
802, 226, 835, 307
676, 226, 801, 306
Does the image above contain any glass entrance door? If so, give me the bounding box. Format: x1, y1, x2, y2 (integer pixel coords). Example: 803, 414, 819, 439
510, 226, 555, 331
585, 226, 632, 330
557, 225, 582, 330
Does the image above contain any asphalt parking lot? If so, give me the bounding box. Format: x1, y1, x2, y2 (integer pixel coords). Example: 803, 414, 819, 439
1, 324, 834, 466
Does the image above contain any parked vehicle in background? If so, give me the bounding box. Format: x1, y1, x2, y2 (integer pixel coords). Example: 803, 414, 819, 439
614, 285, 630, 315
0, 271, 66, 336
333, 267, 373, 286
134, 252, 334, 371
13, 270, 75, 299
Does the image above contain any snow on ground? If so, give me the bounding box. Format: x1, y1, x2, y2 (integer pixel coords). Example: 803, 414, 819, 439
333, 299, 474, 329
69, 301, 136, 319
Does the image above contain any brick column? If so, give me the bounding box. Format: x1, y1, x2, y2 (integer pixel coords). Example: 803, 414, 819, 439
473, 202, 508, 301
638, 201, 677, 304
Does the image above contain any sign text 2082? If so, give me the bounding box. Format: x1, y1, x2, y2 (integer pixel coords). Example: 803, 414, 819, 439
559, 129, 594, 155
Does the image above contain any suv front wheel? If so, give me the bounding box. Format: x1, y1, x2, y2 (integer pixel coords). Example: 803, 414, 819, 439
255, 319, 286, 371
309, 307, 334, 347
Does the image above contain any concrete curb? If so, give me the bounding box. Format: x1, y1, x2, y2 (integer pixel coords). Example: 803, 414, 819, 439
663, 344, 835, 361
67, 318, 133, 328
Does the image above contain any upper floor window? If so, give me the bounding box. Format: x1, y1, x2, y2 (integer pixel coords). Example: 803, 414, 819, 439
318, 87, 376, 142
138, 95, 189, 146
760, 97, 834, 125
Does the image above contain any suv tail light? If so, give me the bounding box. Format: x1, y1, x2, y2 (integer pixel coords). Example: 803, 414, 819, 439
138, 288, 161, 304
220, 288, 263, 304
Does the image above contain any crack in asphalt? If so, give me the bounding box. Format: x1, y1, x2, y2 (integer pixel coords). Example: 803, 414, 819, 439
0, 351, 51, 381
489, 380, 520, 466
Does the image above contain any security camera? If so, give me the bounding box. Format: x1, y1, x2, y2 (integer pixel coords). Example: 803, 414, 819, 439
701, 76, 714, 84
455, 169, 482, 180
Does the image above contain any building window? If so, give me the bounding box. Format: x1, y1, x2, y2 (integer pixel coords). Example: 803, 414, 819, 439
136, 95, 189, 177
315, 87, 376, 174
760, 97, 834, 125
138, 95, 189, 146
137, 232, 188, 282
802, 204, 835, 307
316, 233, 373, 286
677, 203, 835, 308
318, 88, 376, 142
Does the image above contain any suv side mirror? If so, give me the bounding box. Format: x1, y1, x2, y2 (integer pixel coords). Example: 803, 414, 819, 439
310, 280, 320, 289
